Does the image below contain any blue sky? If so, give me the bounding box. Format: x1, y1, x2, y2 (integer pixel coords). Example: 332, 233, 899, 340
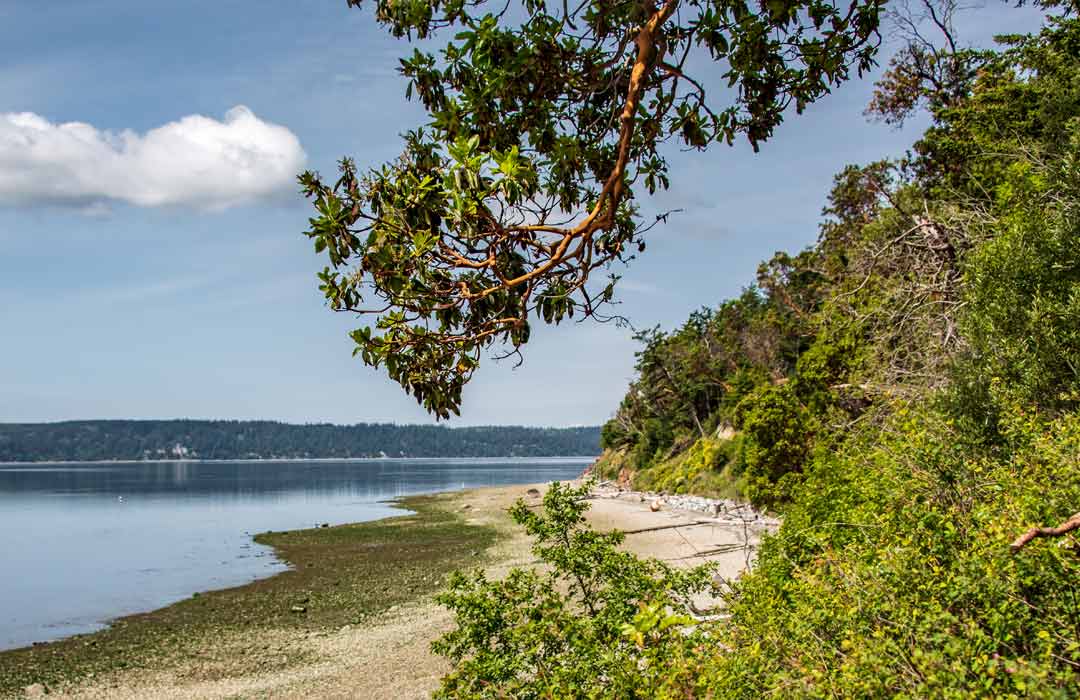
0, 1, 1045, 426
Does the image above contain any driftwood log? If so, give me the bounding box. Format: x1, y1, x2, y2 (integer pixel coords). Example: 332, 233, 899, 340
1010, 512, 1080, 553
619, 521, 718, 535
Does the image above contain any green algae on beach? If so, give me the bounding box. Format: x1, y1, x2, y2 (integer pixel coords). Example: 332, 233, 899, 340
0, 492, 498, 698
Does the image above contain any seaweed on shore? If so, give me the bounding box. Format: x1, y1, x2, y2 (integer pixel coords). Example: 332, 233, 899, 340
0, 492, 498, 698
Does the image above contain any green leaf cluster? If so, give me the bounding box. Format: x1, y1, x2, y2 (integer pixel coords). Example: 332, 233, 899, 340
432, 481, 715, 697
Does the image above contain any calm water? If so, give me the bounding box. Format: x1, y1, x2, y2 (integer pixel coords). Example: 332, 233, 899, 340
0, 457, 589, 650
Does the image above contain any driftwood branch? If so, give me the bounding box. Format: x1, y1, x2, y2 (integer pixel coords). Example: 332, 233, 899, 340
618, 521, 717, 535
665, 543, 748, 561
1010, 512, 1080, 553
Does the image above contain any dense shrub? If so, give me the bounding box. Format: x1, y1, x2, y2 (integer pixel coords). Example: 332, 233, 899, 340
432, 482, 715, 698
632, 437, 738, 497
736, 384, 812, 505
706, 406, 1080, 698
962, 174, 1080, 416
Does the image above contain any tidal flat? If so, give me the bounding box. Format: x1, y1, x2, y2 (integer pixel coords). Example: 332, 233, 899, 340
1, 482, 767, 699
0, 492, 498, 698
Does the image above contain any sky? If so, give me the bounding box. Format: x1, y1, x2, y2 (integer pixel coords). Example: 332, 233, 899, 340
0, 0, 1047, 427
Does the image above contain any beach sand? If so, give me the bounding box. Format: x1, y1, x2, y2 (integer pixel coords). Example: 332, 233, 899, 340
24, 482, 770, 699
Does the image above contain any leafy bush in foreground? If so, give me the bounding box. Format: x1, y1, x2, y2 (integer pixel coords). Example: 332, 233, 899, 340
432, 482, 715, 698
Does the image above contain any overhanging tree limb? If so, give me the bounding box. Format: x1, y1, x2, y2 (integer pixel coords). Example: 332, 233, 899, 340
301, 0, 885, 417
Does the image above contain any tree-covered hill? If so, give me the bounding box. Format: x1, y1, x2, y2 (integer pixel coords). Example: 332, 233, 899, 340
0, 420, 600, 462
578, 5, 1080, 696
428, 3, 1080, 697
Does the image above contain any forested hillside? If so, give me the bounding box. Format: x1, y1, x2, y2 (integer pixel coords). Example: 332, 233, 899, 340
596, 3, 1080, 504
0, 420, 600, 462
434, 5, 1080, 697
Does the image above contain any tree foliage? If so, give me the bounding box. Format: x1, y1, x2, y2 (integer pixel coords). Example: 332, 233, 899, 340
865, 0, 987, 125
600, 8, 1080, 503
301, 0, 884, 416
574, 6, 1080, 696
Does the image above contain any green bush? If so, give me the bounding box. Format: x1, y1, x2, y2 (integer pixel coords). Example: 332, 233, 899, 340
433, 482, 716, 698
631, 436, 738, 496
736, 384, 813, 506
599, 419, 631, 450
962, 178, 1080, 417
705, 405, 1080, 698
628, 418, 675, 470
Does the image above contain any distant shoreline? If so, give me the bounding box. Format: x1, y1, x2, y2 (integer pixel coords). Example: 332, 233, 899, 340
0, 455, 598, 467
0, 420, 602, 465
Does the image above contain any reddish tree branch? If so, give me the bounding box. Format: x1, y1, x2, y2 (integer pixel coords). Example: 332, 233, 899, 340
1010, 512, 1080, 553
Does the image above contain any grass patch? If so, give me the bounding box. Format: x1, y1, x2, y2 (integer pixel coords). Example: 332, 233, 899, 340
0, 492, 498, 697
631, 437, 742, 499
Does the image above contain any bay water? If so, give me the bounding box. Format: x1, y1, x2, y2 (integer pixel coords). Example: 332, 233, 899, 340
0, 457, 589, 650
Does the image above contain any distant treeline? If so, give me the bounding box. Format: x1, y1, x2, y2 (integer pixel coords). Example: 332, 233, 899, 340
0, 420, 601, 462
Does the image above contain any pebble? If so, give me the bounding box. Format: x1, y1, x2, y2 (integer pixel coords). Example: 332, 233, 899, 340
591, 484, 780, 529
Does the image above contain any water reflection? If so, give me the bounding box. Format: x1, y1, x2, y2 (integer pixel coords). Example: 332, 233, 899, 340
0, 458, 588, 650
0, 458, 588, 497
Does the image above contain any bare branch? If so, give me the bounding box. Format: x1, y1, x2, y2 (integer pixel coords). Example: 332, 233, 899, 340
1010, 512, 1080, 553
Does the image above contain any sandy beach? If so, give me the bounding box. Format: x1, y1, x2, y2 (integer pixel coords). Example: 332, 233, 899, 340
10, 482, 771, 699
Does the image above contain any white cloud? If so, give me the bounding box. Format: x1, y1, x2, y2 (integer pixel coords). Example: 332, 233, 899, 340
0, 106, 306, 210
